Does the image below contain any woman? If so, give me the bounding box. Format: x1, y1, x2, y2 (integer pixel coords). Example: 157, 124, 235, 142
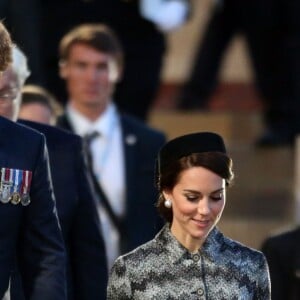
107, 132, 271, 299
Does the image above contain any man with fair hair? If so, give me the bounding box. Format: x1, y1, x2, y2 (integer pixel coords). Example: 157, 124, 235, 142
57, 24, 166, 270
0, 46, 67, 298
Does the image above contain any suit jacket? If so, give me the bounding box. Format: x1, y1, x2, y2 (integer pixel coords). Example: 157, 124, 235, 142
57, 112, 166, 253
108, 225, 271, 299
0, 116, 66, 299
261, 226, 300, 300
18, 120, 108, 299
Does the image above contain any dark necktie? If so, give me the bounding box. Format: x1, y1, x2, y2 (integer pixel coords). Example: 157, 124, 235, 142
83, 131, 100, 172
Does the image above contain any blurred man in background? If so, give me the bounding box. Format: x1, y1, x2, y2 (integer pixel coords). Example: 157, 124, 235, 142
56, 23, 166, 270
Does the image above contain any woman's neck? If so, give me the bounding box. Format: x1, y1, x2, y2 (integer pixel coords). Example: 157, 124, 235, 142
170, 223, 205, 253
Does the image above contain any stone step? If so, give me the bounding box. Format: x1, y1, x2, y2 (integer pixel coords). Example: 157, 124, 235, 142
227, 146, 294, 220
149, 110, 264, 142
218, 219, 293, 250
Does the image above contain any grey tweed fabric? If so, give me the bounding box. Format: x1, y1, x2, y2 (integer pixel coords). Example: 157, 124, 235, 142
107, 225, 271, 299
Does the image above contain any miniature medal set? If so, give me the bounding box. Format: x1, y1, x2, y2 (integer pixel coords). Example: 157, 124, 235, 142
0, 167, 32, 206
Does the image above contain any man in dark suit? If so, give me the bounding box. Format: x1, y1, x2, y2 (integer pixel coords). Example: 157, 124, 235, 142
17, 120, 108, 299
56, 24, 166, 269
4, 46, 108, 298
0, 24, 66, 299
261, 226, 300, 300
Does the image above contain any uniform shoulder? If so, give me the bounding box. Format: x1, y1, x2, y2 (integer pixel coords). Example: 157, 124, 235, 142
0, 116, 43, 142
262, 225, 300, 248
19, 119, 82, 145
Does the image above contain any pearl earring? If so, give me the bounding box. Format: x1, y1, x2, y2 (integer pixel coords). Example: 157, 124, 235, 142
164, 199, 172, 208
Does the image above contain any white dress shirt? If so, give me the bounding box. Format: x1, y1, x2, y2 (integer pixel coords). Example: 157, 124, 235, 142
66, 103, 125, 270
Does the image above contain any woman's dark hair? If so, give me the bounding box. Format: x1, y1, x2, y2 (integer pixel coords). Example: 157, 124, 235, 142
156, 152, 234, 223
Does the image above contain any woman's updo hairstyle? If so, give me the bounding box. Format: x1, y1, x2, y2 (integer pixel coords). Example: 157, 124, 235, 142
155, 132, 234, 223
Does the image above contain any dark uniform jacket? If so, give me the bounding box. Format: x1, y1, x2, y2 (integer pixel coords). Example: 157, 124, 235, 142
57, 112, 166, 253
108, 225, 271, 299
0, 116, 66, 299
18, 120, 108, 299
261, 226, 300, 300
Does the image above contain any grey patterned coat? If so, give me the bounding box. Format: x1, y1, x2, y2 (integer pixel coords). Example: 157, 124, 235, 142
107, 225, 271, 299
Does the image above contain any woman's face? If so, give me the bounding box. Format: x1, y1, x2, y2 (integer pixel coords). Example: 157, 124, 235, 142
163, 166, 226, 251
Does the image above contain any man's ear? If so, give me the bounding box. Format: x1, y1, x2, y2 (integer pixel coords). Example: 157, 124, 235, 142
59, 61, 68, 79
115, 66, 123, 83
109, 61, 122, 83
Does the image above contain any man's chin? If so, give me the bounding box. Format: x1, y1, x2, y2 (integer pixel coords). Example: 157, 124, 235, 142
81, 97, 101, 106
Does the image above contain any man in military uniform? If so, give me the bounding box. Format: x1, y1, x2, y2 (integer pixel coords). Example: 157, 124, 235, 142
0, 27, 67, 299
2, 44, 108, 298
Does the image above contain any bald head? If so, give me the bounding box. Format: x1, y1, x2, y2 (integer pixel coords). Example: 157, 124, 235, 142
0, 22, 13, 72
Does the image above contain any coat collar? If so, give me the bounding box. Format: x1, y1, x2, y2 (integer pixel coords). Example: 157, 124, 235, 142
155, 224, 223, 265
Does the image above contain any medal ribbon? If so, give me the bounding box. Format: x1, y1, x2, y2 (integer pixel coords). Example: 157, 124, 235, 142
8, 169, 13, 195
4, 168, 10, 182
1, 168, 5, 183
13, 169, 22, 193
22, 171, 32, 195
20, 171, 26, 195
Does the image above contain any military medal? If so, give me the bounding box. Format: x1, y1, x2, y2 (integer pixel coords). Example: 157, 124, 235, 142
0, 184, 11, 203
20, 170, 32, 206
21, 193, 30, 206
10, 192, 21, 205
10, 169, 22, 205
0, 168, 13, 203
0, 168, 32, 206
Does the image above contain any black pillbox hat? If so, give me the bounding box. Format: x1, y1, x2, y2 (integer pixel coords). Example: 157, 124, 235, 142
158, 132, 227, 173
